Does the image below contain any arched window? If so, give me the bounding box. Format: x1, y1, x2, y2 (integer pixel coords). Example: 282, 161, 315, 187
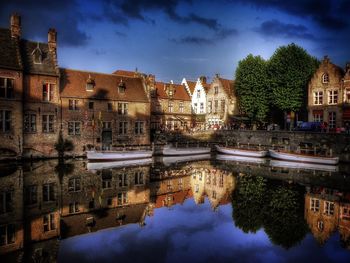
322, 73, 329, 83
317, 220, 324, 231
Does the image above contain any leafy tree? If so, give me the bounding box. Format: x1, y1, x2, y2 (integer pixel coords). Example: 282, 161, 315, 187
268, 43, 319, 118
263, 185, 309, 249
232, 174, 267, 233
54, 130, 74, 160
235, 54, 270, 122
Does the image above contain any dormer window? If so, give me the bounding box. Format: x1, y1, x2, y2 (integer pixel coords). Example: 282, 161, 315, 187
118, 80, 126, 94
86, 75, 95, 91
322, 73, 329, 83
32, 43, 43, 64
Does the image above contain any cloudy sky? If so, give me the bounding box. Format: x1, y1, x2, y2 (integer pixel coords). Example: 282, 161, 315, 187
1, 0, 349, 82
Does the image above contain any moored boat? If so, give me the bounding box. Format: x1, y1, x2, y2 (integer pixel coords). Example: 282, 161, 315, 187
216, 154, 267, 164
87, 158, 153, 170
215, 145, 268, 157
268, 149, 339, 165
86, 150, 153, 162
162, 145, 211, 156
269, 159, 338, 172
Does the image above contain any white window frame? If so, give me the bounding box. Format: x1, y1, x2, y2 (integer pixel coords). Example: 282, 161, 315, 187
314, 91, 323, 105
328, 90, 338, 105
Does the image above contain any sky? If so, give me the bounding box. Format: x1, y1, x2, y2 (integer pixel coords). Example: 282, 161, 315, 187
1, 0, 350, 83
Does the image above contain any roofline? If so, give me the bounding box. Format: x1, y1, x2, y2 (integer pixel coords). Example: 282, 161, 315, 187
60, 95, 149, 103
60, 67, 142, 78
0, 65, 23, 71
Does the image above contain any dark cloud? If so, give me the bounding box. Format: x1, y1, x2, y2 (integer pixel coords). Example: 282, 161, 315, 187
103, 0, 221, 30
0, 0, 89, 46
171, 27, 238, 45
255, 19, 316, 40
235, 0, 349, 31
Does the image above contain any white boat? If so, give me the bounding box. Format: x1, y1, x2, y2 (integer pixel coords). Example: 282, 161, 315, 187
162, 145, 211, 156
216, 154, 267, 164
87, 158, 153, 170
268, 149, 339, 165
86, 150, 153, 161
159, 154, 211, 166
215, 145, 268, 157
269, 159, 338, 172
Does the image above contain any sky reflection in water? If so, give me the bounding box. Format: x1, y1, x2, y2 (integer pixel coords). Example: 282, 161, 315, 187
58, 197, 350, 263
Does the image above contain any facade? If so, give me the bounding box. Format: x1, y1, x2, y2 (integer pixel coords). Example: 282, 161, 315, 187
182, 76, 209, 128
150, 81, 192, 131
206, 74, 238, 126
60, 69, 150, 153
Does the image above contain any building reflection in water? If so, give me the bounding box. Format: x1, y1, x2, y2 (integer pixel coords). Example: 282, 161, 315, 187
1, 158, 350, 261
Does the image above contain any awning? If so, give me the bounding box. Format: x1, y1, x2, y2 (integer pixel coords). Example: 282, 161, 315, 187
343, 108, 350, 119
313, 110, 323, 115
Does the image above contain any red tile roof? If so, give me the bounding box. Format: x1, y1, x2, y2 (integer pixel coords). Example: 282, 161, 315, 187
113, 70, 139, 77
219, 78, 235, 97
60, 68, 149, 102
155, 81, 191, 101
186, 80, 196, 94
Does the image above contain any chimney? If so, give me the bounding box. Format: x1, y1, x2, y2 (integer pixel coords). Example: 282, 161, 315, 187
48, 28, 57, 53
323, 55, 330, 64
10, 13, 21, 39
199, 76, 207, 84
215, 73, 220, 78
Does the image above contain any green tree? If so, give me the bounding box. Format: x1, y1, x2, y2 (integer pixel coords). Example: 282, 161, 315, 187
235, 54, 270, 123
268, 43, 319, 126
263, 185, 309, 249
232, 174, 267, 233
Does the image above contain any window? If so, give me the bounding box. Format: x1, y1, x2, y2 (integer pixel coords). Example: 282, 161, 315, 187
134, 171, 144, 185
68, 121, 80, 135
208, 101, 212, 113
43, 183, 55, 202
214, 86, 219, 94
197, 89, 201, 98
329, 112, 336, 129
167, 180, 172, 190
118, 121, 128, 135
310, 198, 320, 212
200, 103, 204, 113
324, 201, 334, 216
212, 191, 217, 199
42, 115, 54, 133
69, 202, 80, 214
118, 103, 128, 115
68, 178, 81, 192
0, 224, 15, 246
33, 49, 42, 64
118, 173, 128, 187
342, 206, 350, 219
43, 213, 56, 232
134, 121, 144, 135
24, 114, 36, 132
328, 90, 338, 104
314, 91, 323, 105
102, 170, 112, 189
219, 174, 224, 188
117, 192, 128, 205
168, 101, 173, 113
214, 100, 218, 113
317, 220, 324, 231
322, 73, 329, 83
107, 102, 113, 111
25, 185, 37, 205
193, 103, 197, 114
42, 83, 55, 102
0, 110, 11, 132
0, 77, 14, 98
69, 99, 79, 110
179, 101, 184, 113
313, 112, 323, 123
221, 100, 225, 112
195, 184, 199, 193
168, 89, 174, 97
103, 122, 112, 130
88, 101, 94, 110
346, 89, 350, 103
0, 191, 13, 214
118, 82, 126, 93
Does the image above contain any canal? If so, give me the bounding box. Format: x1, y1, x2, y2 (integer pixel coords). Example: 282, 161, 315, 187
1, 156, 350, 263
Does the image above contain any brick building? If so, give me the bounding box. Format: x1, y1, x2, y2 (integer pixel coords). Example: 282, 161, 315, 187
206, 74, 238, 127
60, 69, 150, 153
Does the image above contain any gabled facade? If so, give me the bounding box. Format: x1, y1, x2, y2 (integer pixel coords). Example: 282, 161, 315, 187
308, 56, 344, 129
206, 74, 238, 126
